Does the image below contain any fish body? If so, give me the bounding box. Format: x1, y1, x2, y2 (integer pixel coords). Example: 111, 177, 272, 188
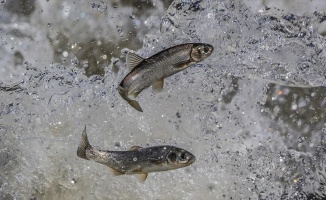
118, 43, 214, 112
77, 126, 196, 182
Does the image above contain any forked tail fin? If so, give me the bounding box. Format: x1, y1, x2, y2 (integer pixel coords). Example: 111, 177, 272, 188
77, 126, 92, 160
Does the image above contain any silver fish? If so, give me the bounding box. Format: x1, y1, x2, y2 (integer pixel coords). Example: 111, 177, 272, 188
118, 43, 214, 112
77, 126, 196, 182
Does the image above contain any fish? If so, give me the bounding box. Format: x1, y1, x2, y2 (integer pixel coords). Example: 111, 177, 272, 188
77, 126, 196, 182
118, 43, 214, 112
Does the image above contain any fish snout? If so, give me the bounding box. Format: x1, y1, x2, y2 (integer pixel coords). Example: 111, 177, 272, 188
188, 154, 196, 165
190, 43, 214, 62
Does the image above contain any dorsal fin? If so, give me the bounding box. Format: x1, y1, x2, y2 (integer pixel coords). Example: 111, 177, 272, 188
126, 52, 144, 68
129, 146, 143, 151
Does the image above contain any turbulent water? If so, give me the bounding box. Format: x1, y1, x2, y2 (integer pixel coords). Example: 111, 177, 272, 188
0, 0, 326, 199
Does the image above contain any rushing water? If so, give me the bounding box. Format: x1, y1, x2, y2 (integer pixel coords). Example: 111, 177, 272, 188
0, 0, 326, 199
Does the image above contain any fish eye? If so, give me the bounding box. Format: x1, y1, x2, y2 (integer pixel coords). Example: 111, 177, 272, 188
203, 46, 210, 53
168, 152, 177, 162
180, 153, 187, 160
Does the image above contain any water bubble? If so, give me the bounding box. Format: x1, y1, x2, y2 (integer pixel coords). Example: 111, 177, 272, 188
71, 56, 79, 65
207, 13, 214, 18
133, 157, 137, 161
47, 23, 51, 27
62, 51, 68, 57
134, 19, 141, 26
129, 13, 135, 19
82, 60, 88, 68
298, 136, 305, 143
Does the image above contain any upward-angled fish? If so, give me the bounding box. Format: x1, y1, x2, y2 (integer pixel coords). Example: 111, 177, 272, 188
77, 126, 196, 182
118, 43, 214, 112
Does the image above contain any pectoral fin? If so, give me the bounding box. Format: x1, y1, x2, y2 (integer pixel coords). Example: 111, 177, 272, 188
172, 61, 193, 70
110, 168, 124, 176
126, 52, 144, 68
136, 173, 148, 183
152, 78, 164, 92
118, 86, 143, 112
129, 146, 143, 151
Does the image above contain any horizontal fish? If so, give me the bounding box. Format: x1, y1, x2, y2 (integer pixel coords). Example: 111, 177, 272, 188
77, 126, 196, 182
118, 43, 214, 112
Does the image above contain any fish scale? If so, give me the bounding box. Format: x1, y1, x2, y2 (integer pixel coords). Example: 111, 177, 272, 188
77, 126, 195, 182
118, 43, 214, 112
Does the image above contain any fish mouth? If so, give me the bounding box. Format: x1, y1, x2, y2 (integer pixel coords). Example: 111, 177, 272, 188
188, 156, 196, 164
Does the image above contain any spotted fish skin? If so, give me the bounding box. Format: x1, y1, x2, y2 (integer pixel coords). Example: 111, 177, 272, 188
118, 43, 214, 112
77, 126, 196, 182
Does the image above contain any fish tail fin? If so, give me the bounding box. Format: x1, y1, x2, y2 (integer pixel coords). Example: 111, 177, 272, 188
118, 86, 143, 112
77, 125, 92, 160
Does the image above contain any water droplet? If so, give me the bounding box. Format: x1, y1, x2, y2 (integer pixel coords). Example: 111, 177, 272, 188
47, 23, 51, 27
133, 157, 137, 161
62, 51, 68, 57
298, 136, 305, 143
134, 19, 141, 26
129, 13, 135, 19
82, 60, 88, 68
71, 56, 79, 65
91, 0, 107, 12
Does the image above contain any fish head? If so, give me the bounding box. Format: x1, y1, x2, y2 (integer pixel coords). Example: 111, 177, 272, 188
190, 43, 214, 62
165, 147, 196, 169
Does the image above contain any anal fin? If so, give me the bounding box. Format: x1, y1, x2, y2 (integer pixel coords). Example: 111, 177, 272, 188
130, 90, 142, 98
136, 173, 148, 183
110, 168, 124, 176
152, 77, 164, 92
129, 146, 143, 151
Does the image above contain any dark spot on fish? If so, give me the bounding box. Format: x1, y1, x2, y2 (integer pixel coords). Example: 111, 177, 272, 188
168, 152, 177, 162
176, 112, 181, 118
